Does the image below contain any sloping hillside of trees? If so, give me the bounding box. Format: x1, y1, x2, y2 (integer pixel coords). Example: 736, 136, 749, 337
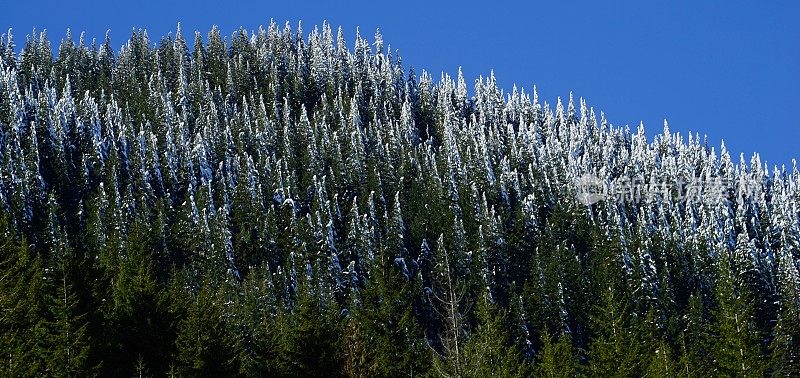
0, 23, 798, 376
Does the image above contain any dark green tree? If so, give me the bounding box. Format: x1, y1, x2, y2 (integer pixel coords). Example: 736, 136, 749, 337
104, 219, 175, 376
0, 219, 49, 376
710, 256, 767, 377
534, 331, 579, 378
174, 284, 240, 376
273, 261, 344, 377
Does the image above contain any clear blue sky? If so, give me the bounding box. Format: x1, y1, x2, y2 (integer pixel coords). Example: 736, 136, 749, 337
3, 1, 798, 167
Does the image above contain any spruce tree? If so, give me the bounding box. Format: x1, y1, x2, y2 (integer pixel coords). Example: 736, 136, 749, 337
273, 267, 344, 377
0, 218, 49, 376
45, 240, 96, 376
710, 253, 767, 377
534, 331, 579, 378
174, 284, 240, 376
105, 219, 174, 376
461, 292, 527, 377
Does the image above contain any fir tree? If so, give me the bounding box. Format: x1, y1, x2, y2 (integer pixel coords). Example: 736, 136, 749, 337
174, 284, 240, 376
534, 331, 579, 378
710, 255, 767, 377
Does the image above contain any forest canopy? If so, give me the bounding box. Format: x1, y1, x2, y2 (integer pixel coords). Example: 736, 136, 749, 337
0, 22, 798, 376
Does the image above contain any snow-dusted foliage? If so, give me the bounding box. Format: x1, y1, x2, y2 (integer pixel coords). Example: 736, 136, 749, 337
0, 23, 797, 376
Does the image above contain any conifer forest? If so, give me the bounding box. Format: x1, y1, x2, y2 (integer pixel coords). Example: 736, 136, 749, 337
0, 22, 798, 377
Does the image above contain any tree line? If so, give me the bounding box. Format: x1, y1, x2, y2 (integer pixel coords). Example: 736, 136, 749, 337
0, 22, 798, 376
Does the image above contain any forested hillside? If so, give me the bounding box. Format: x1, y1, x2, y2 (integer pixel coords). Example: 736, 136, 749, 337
0, 22, 798, 376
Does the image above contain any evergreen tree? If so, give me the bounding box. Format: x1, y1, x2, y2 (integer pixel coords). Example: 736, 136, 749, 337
461, 292, 527, 377
710, 255, 767, 377
274, 265, 344, 377
174, 284, 240, 376
430, 234, 470, 377
345, 249, 430, 377
0, 217, 49, 376
104, 218, 174, 376
534, 331, 579, 378
45, 237, 96, 376
677, 293, 715, 377
586, 283, 644, 377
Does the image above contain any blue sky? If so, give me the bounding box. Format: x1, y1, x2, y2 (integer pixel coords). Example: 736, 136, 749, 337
2, 1, 798, 167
